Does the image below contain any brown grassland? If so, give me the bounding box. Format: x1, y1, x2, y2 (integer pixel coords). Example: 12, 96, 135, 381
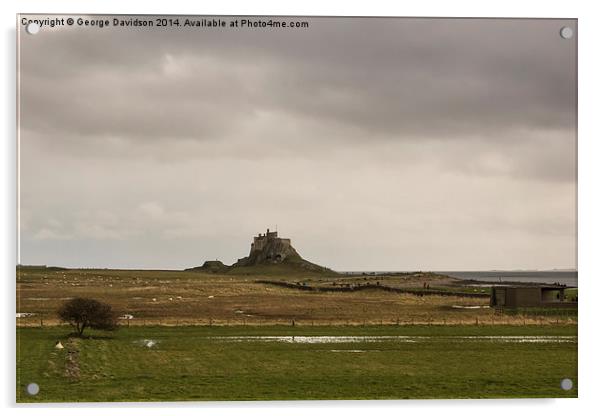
16, 267, 575, 327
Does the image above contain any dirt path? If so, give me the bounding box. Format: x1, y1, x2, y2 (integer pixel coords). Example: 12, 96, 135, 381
64, 338, 81, 380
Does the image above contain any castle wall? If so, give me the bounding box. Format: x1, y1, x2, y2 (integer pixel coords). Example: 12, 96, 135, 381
252, 238, 268, 252
251, 236, 290, 253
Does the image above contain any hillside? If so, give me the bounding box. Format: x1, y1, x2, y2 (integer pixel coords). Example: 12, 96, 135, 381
185, 260, 229, 273
186, 229, 335, 275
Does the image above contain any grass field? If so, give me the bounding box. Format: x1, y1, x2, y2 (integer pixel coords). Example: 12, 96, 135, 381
17, 325, 577, 402
16, 266, 578, 401
16, 267, 576, 326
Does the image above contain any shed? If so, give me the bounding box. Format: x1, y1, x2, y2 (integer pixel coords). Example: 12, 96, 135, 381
490, 286, 577, 308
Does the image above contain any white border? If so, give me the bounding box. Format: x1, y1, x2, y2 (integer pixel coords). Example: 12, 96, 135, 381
3, 1, 601, 415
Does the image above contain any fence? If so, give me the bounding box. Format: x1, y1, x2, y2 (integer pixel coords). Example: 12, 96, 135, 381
256, 279, 490, 299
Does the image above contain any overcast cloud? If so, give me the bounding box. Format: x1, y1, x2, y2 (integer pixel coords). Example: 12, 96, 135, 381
18, 16, 577, 270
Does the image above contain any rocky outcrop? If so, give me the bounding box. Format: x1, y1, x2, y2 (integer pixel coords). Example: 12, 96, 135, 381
186, 229, 332, 274
235, 236, 298, 266
232, 229, 329, 272
185, 260, 229, 273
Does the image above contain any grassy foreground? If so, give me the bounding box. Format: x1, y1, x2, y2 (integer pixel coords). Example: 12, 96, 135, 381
17, 325, 577, 402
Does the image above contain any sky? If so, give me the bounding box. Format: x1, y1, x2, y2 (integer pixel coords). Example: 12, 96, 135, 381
18, 16, 577, 271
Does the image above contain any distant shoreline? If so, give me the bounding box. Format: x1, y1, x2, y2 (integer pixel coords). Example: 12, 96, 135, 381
16, 265, 578, 287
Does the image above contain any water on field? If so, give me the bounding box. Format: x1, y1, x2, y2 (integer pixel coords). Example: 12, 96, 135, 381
208, 335, 576, 344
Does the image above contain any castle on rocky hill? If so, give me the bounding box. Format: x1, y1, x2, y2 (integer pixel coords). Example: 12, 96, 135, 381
187, 228, 330, 273
234, 228, 327, 272
236, 228, 297, 265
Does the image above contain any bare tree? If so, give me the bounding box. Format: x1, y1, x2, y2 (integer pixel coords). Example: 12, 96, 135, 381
57, 298, 118, 336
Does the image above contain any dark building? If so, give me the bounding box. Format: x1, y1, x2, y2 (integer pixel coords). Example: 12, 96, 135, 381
490, 286, 577, 308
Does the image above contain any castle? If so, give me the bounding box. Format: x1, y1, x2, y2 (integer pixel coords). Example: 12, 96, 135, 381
251, 228, 291, 255
187, 228, 330, 272
235, 228, 299, 266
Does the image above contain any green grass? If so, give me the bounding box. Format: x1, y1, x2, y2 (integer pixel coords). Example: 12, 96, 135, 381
17, 325, 577, 402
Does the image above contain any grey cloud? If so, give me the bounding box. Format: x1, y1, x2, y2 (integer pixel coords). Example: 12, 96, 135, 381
20, 17, 576, 142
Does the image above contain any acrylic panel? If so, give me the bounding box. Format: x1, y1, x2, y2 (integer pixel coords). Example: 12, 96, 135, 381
16, 15, 577, 402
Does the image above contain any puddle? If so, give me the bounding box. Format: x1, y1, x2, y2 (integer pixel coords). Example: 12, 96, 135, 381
466, 284, 498, 287
210, 336, 417, 344
460, 336, 576, 343
330, 349, 368, 353
134, 339, 159, 348
16, 312, 36, 318
451, 305, 490, 309
207, 335, 576, 344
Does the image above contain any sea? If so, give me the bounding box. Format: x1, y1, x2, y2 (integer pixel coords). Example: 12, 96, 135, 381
340, 270, 578, 287
436, 271, 578, 287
